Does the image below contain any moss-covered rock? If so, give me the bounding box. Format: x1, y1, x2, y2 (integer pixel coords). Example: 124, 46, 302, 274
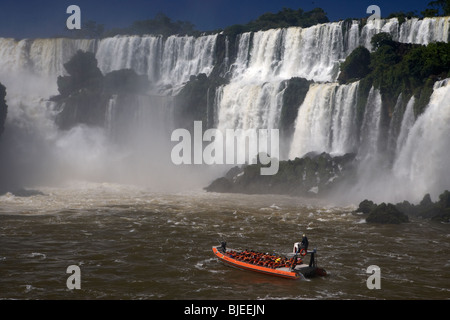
204, 177, 233, 193
204, 152, 356, 197
355, 199, 377, 214
366, 202, 409, 224
359, 190, 450, 224
418, 190, 450, 222
337, 46, 371, 84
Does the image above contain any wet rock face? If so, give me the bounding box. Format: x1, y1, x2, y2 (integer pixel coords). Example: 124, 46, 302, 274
355, 199, 377, 214
365, 203, 409, 224
355, 190, 450, 224
0, 82, 6, 138
204, 152, 357, 197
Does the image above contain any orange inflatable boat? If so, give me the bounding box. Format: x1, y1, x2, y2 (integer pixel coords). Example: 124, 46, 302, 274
212, 242, 327, 280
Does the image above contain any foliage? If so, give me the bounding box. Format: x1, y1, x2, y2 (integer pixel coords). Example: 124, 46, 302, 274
422, 8, 441, 17
386, 11, 419, 24
370, 33, 396, 51
104, 13, 198, 38
340, 33, 450, 117
422, 0, 450, 16
68, 20, 105, 39
224, 7, 329, 37
385, 0, 449, 18
65, 13, 199, 39
337, 46, 371, 84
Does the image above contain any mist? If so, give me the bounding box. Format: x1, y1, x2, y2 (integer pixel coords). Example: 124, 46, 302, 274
0, 53, 222, 193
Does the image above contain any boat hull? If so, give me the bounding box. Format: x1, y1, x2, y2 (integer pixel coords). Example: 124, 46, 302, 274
212, 246, 302, 280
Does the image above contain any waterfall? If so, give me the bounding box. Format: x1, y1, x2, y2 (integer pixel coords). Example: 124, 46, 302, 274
96, 36, 163, 81
216, 81, 286, 131
227, 24, 346, 83
96, 34, 217, 94
395, 96, 416, 157
398, 17, 450, 44
358, 87, 383, 158
288, 81, 359, 158
392, 79, 450, 201
0, 38, 97, 77
160, 35, 217, 90
216, 16, 449, 149
0, 16, 449, 195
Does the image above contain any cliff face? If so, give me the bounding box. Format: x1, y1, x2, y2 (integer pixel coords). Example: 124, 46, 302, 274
0, 82, 8, 193
0, 82, 6, 138
51, 50, 151, 131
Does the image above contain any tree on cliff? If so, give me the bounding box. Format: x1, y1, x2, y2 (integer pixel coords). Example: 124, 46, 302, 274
422, 0, 450, 17
224, 7, 329, 36
104, 13, 198, 38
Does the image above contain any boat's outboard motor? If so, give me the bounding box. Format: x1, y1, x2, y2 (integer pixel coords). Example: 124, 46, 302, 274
220, 241, 227, 253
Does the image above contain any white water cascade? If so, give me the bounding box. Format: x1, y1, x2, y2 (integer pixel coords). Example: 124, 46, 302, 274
391, 80, 450, 201
215, 16, 449, 157
288, 81, 360, 158
96, 34, 218, 93
0, 16, 449, 199
395, 96, 416, 157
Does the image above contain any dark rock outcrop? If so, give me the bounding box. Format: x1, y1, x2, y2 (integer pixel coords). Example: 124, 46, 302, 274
366, 202, 409, 224
51, 50, 150, 130
396, 190, 450, 222
205, 152, 357, 197
356, 190, 450, 223
355, 199, 377, 214
0, 82, 7, 138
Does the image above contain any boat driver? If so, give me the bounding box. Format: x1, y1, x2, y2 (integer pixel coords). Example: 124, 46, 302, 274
300, 234, 309, 251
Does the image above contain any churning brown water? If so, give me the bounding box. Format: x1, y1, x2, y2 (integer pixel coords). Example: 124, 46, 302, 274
0, 182, 449, 300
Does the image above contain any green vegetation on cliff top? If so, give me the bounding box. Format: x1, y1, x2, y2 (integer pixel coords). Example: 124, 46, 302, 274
338, 33, 450, 117
64, 1, 450, 39
223, 8, 329, 37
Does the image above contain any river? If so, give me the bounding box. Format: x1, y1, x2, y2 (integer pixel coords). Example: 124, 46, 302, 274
0, 181, 449, 300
